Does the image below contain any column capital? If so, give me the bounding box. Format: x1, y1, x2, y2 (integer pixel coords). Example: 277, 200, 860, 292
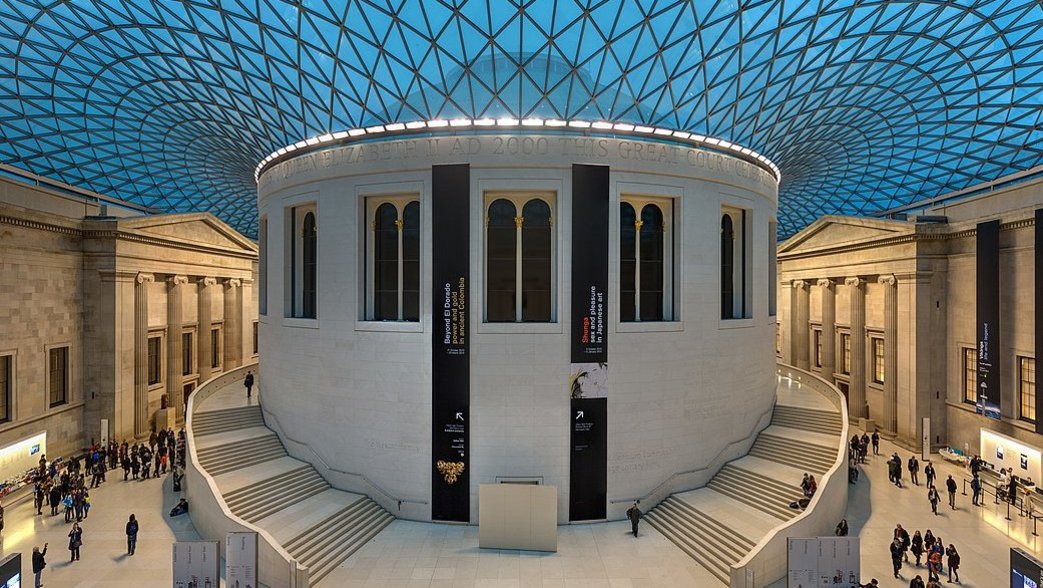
844, 277, 863, 287
817, 278, 834, 289
877, 274, 897, 287
792, 279, 808, 289
168, 275, 189, 286
135, 272, 155, 284
224, 277, 242, 289
199, 276, 218, 287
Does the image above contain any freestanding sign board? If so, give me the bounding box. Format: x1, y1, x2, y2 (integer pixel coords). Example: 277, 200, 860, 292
787, 537, 860, 588
977, 219, 1001, 420
569, 164, 609, 522
431, 163, 471, 522
226, 532, 258, 588
172, 541, 219, 588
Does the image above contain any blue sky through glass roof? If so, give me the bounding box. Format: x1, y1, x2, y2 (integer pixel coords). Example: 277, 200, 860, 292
1, 0, 1043, 238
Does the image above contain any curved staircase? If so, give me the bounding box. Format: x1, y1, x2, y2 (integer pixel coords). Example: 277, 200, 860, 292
644, 379, 845, 585
192, 391, 393, 586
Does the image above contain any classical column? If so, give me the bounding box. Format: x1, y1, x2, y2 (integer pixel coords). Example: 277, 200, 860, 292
818, 279, 836, 379
166, 275, 188, 421
198, 277, 216, 382
134, 272, 155, 438
223, 278, 243, 369
846, 277, 867, 420
791, 280, 810, 370
880, 274, 899, 433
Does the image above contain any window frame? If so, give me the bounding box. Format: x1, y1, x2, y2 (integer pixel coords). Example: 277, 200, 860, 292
768, 219, 778, 316
252, 321, 259, 356
181, 329, 195, 377
720, 204, 752, 320
840, 331, 851, 375
287, 202, 318, 319
482, 191, 557, 323
0, 353, 12, 423
46, 345, 69, 409
363, 194, 422, 322
619, 195, 676, 323
210, 325, 223, 370
1019, 356, 1036, 424
812, 327, 823, 369
146, 333, 163, 387
259, 215, 268, 316
963, 347, 978, 405
870, 336, 885, 385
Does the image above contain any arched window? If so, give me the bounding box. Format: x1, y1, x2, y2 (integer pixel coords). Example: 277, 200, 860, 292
521, 199, 552, 322
620, 196, 672, 322
721, 214, 734, 319
365, 196, 421, 321
302, 212, 317, 319
486, 199, 517, 322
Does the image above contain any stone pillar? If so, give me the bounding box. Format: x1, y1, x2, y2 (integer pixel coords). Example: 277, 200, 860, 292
134, 272, 154, 438
198, 277, 216, 382
846, 277, 867, 420
166, 275, 188, 421
223, 278, 242, 369
818, 279, 836, 379
880, 274, 899, 433
791, 280, 810, 370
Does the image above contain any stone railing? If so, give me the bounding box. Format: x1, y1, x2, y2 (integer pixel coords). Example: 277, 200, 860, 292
184, 362, 310, 588
728, 362, 851, 587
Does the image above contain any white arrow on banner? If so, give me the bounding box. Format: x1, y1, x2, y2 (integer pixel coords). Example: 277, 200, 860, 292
576, 411, 584, 420
455, 412, 464, 421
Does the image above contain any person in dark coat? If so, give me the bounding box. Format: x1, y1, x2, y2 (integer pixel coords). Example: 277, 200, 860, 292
872, 431, 880, 455
924, 462, 936, 488
626, 500, 641, 537
1009, 474, 1020, 505
945, 544, 960, 582
890, 537, 904, 578
126, 514, 139, 555
910, 530, 924, 566
67, 522, 82, 561
244, 370, 255, 398
908, 455, 920, 485
835, 519, 848, 536
909, 575, 926, 588
31, 543, 47, 588
946, 475, 958, 509
971, 474, 982, 506
928, 486, 940, 515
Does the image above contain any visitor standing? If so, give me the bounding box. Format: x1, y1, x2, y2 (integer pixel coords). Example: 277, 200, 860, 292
126, 514, 139, 555
67, 522, 82, 562
971, 474, 982, 506
928, 486, 940, 515
626, 500, 641, 537
31, 543, 47, 588
924, 461, 936, 488
872, 430, 880, 455
890, 536, 904, 579
946, 475, 958, 509
244, 370, 255, 398
908, 455, 920, 485
910, 530, 923, 566
945, 544, 960, 583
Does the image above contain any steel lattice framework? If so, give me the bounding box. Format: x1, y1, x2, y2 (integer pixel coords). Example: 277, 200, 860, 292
2, 0, 1043, 238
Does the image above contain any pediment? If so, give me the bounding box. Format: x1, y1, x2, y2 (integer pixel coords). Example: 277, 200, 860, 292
780, 215, 914, 253
120, 213, 256, 252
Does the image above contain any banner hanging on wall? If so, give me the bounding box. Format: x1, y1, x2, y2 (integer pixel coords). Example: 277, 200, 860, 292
569, 164, 609, 522
976, 219, 1001, 420
1035, 209, 1043, 434
431, 164, 471, 523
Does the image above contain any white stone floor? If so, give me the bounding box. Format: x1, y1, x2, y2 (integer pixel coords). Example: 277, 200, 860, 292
0, 469, 200, 587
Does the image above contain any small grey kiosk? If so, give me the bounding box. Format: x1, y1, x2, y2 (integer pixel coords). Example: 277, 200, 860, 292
478, 483, 558, 552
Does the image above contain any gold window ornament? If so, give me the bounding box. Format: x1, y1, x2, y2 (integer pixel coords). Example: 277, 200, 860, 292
436, 460, 465, 484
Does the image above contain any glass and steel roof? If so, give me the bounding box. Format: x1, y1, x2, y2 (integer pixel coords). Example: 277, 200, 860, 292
2, 1, 1042, 237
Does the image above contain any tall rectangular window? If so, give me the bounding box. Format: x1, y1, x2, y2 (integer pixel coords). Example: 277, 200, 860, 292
963, 347, 978, 405
840, 332, 851, 375
721, 206, 751, 319
365, 196, 420, 321
768, 220, 777, 316
181, 332, 193, 376
147, 336, 162, 385
252, 321, 259, 355
620, 196, 674, 322
485, 193, 555, 322
1020, 357, 1036, 423
289, 204, 317, 319
871, 337, 885, 384
813, 329, 823, 368
775, 323, 782, 355
0, 355, 10, 423
259, 216, 267, 315
211, 328, 221, 369
48, 346, 67, 408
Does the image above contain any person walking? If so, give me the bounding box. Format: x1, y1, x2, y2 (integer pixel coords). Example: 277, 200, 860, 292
945, 544, 960, 583
971, 474, 982, 506
894, 455, 904, 488
924, 461, 936, 488
872, 430, 880, 455
894, 524, 910, 562
911, 530, 923, 566
244, 370, 255, 398
31, 543, 47, 588
928, 548, 942, 582
928, 486, 940, 515
835, 518, 848, 536
67, 522, 82, 562
909, 455, 920, 485
891, 536, 904, 579
626, 500, 641, 537
946, 475, 958, 510
126, 514, 139, 555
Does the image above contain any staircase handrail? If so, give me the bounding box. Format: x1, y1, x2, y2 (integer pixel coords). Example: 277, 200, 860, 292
259, 403, 428, 509
609, 401, 776, 505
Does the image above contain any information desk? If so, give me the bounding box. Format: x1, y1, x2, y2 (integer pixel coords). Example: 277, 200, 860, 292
478, 484, 557, 552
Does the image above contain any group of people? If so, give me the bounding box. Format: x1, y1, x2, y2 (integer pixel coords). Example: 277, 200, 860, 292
26, 428, 188, 587
890, 524, 961, 584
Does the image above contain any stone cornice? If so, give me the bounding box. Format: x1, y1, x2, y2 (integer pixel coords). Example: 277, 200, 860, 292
0, 214, 81, 236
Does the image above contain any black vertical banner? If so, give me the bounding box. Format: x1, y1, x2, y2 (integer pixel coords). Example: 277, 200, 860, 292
570, 164, 609, 521
431, 164, 470, 522
1036, 210, 1043, 434
977, 219, 1001, 420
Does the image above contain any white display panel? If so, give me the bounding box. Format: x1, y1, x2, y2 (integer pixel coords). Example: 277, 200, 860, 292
225, 532, 258, 588
787, 537, 860, 588
981, 428, 1042, 483
172, 541, 219, 588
